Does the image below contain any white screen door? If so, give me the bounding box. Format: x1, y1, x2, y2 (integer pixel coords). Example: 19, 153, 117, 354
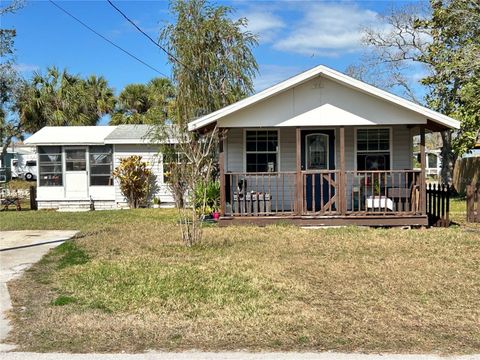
65, 147, 88, 198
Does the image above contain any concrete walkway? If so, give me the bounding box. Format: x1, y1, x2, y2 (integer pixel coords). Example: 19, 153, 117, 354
0, 230, 79, 351
0, 352, 478, 360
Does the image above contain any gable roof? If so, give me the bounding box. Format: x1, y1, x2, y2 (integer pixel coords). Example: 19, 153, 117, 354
188, 65, 460, 131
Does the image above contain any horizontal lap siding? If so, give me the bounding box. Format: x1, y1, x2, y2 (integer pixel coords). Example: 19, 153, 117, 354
226, 128, 243, 172
225, 125, 413, 213
392, 125, 412, 170
113, 145, 174, 204
225, 128, 297, 211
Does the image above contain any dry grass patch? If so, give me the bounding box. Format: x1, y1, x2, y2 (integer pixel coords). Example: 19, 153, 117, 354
5, 210, 480, 353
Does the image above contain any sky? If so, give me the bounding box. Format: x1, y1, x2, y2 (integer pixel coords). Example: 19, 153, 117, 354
3, 0, 422, 124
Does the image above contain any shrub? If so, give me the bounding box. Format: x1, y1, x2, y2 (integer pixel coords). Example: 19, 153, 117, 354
194, 180, 220, 215
112, 155, 153, 209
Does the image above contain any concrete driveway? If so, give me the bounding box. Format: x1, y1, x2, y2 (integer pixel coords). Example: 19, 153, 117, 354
0, 230, 78, 350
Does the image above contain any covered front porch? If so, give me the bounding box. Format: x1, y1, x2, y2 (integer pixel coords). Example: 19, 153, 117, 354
218, 126, 429, 227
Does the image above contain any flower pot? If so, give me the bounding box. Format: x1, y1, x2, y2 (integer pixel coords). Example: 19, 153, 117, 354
212, 211, 220, 220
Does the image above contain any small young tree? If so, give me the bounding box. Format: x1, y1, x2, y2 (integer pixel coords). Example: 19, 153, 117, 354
159, 125, 218, 246
112, 155, 153, 209
155, 0, 258, 246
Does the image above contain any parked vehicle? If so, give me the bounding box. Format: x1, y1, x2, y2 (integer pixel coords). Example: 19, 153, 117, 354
11, 154, 37, 181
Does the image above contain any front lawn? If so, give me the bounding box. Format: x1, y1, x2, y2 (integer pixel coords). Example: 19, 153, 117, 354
2, 208, 480, 354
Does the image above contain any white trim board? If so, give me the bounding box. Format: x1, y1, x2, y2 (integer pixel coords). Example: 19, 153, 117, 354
188, 65, 460, 131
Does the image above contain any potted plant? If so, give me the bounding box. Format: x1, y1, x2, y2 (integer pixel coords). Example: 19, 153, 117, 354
152, 197, 161, 208
194, 180, 220, 220
212, 203, 220, 220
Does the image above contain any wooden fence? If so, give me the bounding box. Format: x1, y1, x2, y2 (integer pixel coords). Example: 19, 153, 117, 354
466, 185, 480, 223
426, 183, 450, 227
29, 186, 38, 211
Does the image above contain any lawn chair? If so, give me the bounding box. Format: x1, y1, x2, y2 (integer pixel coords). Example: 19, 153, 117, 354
1, 189, 21, 211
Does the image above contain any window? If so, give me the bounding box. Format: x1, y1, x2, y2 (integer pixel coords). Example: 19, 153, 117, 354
356, 128, 391, 170
245, 130, 278, 172
26, 160, 37, 167
89, 145, 113, 186
163, 145, 184, 183
38, 146, 63, 186
427, 153, 438, 169
65, 148, 86, 171
306, 134, 328, 170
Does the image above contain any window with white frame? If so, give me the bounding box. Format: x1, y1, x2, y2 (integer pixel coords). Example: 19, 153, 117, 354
163, 145, 184, 183
245, 130, 278, 172
38, 146, 63, 186
356, 128, 391, 170
89, 145, 113, 186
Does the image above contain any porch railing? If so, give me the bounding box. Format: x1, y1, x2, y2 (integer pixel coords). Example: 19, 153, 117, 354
301, 170, 340, 215
344, 170, 422, 215
223, 169, 423, 217
224, 172, 297, 216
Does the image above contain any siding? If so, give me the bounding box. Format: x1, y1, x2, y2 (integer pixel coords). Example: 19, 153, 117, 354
224, 126, 414, 172
113, 144, 174, 204
218, 76, 427, 128
225, 128, 243, 172
224, 125, 413, 212
392, 125, 412, 170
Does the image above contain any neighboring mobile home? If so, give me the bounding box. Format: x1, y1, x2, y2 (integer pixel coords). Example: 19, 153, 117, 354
25, 125, 175, 210
188, 65, 460, 227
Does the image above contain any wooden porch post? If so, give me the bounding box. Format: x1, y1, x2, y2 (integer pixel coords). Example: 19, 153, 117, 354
339, 126, 346, 215
219, 129, 226, 217
296, 127, 302, 215
419, 125, 427, 215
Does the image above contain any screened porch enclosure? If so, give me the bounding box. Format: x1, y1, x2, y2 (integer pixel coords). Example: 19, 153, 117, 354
219, 125, 428, 222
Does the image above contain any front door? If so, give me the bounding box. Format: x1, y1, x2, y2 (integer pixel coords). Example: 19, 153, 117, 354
64, 147, 88, 198
301, 130, 336, 212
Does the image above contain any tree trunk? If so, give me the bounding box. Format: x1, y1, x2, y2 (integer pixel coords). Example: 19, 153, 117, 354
440, 130, 456, 185
1, 134, 15, 166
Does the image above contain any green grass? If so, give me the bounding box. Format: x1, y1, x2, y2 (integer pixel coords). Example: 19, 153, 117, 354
0, 208, 178, 232
4, 206, 480, 354
55, 242, 90, 269
51, 295, 76, 306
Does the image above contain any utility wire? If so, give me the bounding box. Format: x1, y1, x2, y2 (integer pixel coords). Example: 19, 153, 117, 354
49, 0, 169, 77
106, 0, 192, 72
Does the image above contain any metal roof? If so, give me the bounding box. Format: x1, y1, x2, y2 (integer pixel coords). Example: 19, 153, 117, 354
104, 124, 153, 144
25, 126, 116, 145
25, 125, 177, 146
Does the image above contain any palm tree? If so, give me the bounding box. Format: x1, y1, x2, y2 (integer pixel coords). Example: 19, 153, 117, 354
18, 66, 115, 133
110, 77, 175, 125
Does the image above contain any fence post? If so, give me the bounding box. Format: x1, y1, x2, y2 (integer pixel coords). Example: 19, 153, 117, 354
445, 184, 450, 227
29, 185, 37, 211
476, 186, 480, 223
466, 185, 474, 222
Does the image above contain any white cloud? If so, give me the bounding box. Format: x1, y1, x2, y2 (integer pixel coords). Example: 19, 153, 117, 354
13, 63, 39, 73
242, 11, 285, 42
273, 3, 378, 57
254, 64, 302, 91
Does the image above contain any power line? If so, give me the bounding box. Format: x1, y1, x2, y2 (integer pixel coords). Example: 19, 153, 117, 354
106, 0, 191, 72
48, 0, 169, 78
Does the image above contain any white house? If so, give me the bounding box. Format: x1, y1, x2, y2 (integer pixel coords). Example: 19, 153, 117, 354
25, 124, 175, 210
188, 65, 460, 227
